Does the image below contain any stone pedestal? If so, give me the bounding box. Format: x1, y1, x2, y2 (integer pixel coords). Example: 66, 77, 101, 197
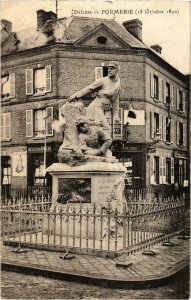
44, 162, 127, 238
46, 162, 126, 207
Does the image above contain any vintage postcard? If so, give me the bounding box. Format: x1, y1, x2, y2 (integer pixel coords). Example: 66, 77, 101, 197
1, 0, 190, 299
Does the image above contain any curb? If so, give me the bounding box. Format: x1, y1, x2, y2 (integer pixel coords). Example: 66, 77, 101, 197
1, 256, 189, 289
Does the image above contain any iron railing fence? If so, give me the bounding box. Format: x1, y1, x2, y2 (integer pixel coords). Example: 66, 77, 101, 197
1, 186, 52, 211
1, 185, 182, 205
124, 186, 184, 202
1, 199, 185, 257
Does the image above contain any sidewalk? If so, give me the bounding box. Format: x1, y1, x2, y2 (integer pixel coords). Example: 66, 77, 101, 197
1, 235, 189, 288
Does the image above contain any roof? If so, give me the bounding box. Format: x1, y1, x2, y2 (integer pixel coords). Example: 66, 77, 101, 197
1, 15, 186, 78
1, 15, 148, 56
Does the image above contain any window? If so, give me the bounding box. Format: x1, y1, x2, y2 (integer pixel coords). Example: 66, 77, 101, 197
163, 117, 174, 144
176, 121, 186, 147
166, 118, 171, 143
1, 157, 11, 185
118, 154, 142, 186
165, 82, 170, 105
150, 73, 162, 101
34, 68, 46, 94
97, 36, 107, 44
26, 107, 53, 138
154, 113, 160, 134
150, 112, 162, 140
176, 159, 189, 186
33, 155, 47, 186
150, 155, 159, 184
164, 82, 174, 107
26, 65, 51, 95
166, 158, 171, 184
150, 156, 174, 185
95, 66, 108, 80
177, 89, 185, 112
154, 75, 159, 100
1, 113, 11, 140
1, 73, 15, 100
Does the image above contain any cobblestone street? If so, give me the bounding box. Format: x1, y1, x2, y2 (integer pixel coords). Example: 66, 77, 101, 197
1, 266, 189, 299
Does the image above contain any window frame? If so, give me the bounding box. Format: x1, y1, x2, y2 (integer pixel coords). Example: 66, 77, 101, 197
26, 65, 52, 96
1, 73, 15, 100
26, 107, 53, 138
1, 112, 11, 141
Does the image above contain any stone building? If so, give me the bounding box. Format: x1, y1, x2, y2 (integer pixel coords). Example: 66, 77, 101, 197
1, 10, 189, 191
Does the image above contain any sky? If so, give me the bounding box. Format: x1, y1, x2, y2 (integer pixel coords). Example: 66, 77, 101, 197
1, 0, 190, 74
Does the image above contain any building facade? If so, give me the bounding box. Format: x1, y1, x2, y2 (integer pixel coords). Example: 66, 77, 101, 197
1, 10, 189, 191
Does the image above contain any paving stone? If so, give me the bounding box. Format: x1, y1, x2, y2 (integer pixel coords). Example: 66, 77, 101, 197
1, 236, 190, 283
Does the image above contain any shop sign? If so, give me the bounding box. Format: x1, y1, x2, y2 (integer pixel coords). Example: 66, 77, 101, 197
174, 150, 188, 159
28, 145, 52, 153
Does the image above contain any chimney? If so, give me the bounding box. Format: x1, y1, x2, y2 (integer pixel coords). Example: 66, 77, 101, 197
1, 19, 12, 34
37, 10, 57, 31
123, 19, 142, 41
151, 44, 162, 54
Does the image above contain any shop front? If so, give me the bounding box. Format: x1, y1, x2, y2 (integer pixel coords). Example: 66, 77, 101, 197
111, 142, 145, 187
27, 144, 55, 187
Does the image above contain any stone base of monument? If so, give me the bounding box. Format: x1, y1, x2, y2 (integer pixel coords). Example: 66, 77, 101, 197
44, 162, 127, 239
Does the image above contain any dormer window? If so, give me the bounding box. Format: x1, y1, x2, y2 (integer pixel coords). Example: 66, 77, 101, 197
97, 36, 107, 44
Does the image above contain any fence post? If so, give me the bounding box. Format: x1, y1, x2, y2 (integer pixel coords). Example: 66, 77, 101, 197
123, 202, 127, 250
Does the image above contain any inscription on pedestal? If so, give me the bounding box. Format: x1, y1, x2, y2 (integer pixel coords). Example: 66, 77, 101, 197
95, 177, 117, 201
57, 178, 91, 204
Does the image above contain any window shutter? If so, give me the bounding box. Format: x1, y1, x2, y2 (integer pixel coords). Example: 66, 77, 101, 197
170, 119, 174, 144
162, 157, 166, 184
26, 110, 33, 137
46, 107, 53, 136
163, 116, 166, 142
159, 157, 163, 184
1, 114, 5, 140
150, 73, 154, 98
163, 80, 166, 104
45, 65, 52, 92
176, 121, 179, 145
183, 123, 186, 146
170, 85, 174, 107
26, 69, 33, 95
150, 155, 155, 184
171, 158, 174, 184
176, 88, 179, 110
159, 115, 162, 140
150, 111, 154, 139
182, 92, 186, 112
95, 67, 103, 80
9, 73, 15, 98
5, 113, 11, 139
159, 78, 162, 101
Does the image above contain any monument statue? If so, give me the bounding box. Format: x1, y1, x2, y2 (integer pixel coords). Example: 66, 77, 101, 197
57, 61, 121, 166
45, 61, 127, 241
68, 61, 121, 134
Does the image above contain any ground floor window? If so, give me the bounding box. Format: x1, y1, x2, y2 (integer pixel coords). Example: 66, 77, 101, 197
150, 156, 174, 185
27, 149, 53, 187
113, 152, 143, 186
1, 156, 11, 198
1, 156, 11, 185
166, 158, 171, 184
175, 158, 188, 186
